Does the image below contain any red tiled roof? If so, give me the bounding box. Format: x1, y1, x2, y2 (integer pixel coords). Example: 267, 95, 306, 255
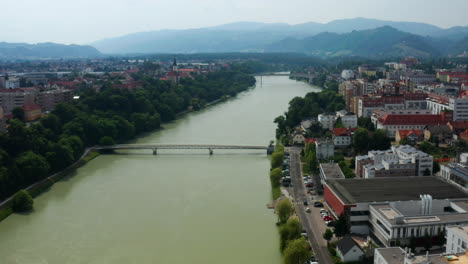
448, 121, 468, 130
305, 138, 317, 144
379, 114, 445, 125
178, 69, 198, 72
460, 130, 468, 140
397, 129, 422, 138
333, 128, 350, 136
166, 71, 178, 77
23, 104, 41, 111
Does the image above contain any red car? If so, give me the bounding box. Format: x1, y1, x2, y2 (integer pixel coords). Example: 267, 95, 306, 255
323, 216, 334, 221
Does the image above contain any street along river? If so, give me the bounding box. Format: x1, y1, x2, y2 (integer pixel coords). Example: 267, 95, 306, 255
0, 76, 319, 264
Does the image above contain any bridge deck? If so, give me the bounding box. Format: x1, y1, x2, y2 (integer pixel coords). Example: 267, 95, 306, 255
95, 144, 268, 150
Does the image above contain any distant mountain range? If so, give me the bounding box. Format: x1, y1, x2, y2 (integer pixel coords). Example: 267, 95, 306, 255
0, 42, 101, 59
91, 18, 468, 57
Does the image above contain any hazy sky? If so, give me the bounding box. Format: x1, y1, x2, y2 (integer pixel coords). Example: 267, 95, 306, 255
3, 0, 468, 44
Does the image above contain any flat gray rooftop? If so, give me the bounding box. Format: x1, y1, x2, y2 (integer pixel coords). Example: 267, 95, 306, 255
326, 177, 468, 204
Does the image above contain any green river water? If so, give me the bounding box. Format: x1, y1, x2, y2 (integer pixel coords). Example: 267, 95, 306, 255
0, 76, 319, 264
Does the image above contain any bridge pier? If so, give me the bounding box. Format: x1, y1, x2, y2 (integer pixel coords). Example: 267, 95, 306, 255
153, 148, 157, 155
209, 148, 213, 155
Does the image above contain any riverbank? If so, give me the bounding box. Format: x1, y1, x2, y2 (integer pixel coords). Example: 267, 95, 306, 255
0, 149, 100, 222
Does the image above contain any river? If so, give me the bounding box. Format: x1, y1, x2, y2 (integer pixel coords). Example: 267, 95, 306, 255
0, 76, 319, 264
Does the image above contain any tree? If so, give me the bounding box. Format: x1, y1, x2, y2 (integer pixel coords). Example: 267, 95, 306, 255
323, 228, 334, 244
280, 217, 302, 251
15, 151, 50, 182
283, 237, 312, 264
399, 136, 410, 145
12, 107, 25, 121
277, 198, 294, 224
433, 161, 441, 174
370, 129, 391, 150
334, 213, 351, 237
11, 190, 33, 212
335, 117, 344, 128
270, 168, 283, 188
423, 168, 432, 176
271, 151, 284, 169
99, 136, 115, 146
353, 128, 369, 154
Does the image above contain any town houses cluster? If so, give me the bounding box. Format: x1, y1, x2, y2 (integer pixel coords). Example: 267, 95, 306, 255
289, 58, 468, 264
0, 58, 223, 130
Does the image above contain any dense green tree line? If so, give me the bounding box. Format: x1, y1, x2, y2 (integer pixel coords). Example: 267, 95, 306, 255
0, 70, 255, 201
274, 90, 345, 139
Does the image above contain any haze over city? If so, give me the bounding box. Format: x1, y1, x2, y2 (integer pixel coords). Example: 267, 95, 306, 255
3, 0, 468, 44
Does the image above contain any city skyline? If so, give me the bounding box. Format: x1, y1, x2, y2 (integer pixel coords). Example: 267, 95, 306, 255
2, 0, 468, 44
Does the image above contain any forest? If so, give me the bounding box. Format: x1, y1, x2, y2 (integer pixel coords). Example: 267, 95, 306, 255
0, 69, 255, 201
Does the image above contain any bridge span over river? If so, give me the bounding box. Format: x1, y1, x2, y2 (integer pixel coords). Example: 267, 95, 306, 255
253, 72, 317, 83
94, 144, 274, 155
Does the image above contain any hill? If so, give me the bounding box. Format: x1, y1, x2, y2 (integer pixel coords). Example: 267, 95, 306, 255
0, 42, 102, 59
266, 26, 442, 58
91, 18, 468, 55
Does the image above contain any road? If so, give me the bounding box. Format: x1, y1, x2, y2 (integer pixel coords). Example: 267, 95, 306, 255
289, 146, 333, 264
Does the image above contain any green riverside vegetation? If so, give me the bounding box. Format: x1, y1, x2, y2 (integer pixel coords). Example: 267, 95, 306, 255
0, 69, 255, 206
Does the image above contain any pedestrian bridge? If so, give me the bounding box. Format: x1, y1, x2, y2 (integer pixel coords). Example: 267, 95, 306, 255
94, 144, 273, 155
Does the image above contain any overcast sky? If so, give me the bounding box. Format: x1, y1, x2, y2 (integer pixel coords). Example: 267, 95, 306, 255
3, 0, 468, 44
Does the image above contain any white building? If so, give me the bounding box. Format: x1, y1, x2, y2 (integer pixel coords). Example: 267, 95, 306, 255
440, 163, 468, 190
369, 196, 468, 247
336, 236, 365, 263
315, 138, 334, 159
392, 145, 433, 176
332, 128, 354, 147
5, 77, 20, 89
336, 110, 358, 128
341, 70, 355, 80
318, 113, 336, 130
446, 225, 468, 255
450, 97, 468, 121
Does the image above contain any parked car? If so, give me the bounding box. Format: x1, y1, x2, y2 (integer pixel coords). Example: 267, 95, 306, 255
326, 221, 335, 227
305, 207, 311, 213
313, 202, 323, 207
323, 216, 333, 221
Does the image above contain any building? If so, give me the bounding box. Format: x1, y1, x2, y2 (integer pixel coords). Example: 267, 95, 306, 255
446, 225, 468, 255
300, 117, 318, 130
23, 104, 42, 121
363, 159, 415, 178
333, 127, 355, 147
357, 145, 433, 178
440, 163, 468, 190
0, 89, 36, 113
336, 236, 365, 263
423, 124, 452, 143
358, 93, 427, 118
4, 77, 20, 89
371, 110, 448, 137
319, 163, 345, 183
318, 113, 336, 130
38, 89, 73, 111
315, 138, 335, 159
427, 93, 468, 121
341, 70, 355, 80
392, 145, 433, 176
375, 247, 468, 264
336, 110, 358, 128
323, 177, 468, 240
395, 130, 423, 144
369, 195, 468, 247
355, 155, 373, 178
291, 131, 306, 145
